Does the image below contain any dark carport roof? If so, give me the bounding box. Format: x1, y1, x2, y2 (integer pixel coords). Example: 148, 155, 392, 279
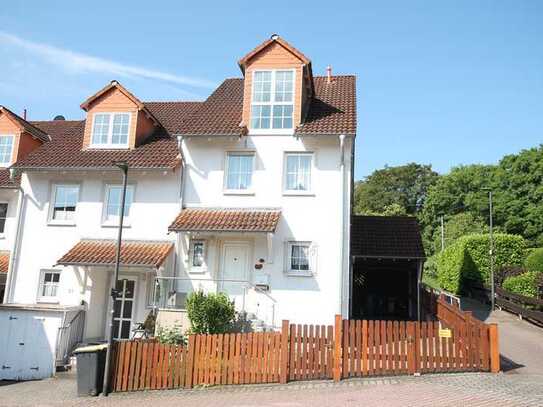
351, 216, 425, 259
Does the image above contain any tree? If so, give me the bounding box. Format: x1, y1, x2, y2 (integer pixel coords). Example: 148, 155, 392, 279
431, 212, 489, 254
354, 163, 438, 216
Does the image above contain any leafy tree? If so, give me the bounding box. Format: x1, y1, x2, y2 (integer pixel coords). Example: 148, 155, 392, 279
354, 163, 438, 216
431, 212, 489, 254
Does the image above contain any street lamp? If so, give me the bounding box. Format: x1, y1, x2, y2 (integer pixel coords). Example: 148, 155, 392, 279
482, 188, 495, 311
102, 161, 129, 396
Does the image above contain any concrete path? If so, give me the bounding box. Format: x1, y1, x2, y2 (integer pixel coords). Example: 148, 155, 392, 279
461, 297, 543, 375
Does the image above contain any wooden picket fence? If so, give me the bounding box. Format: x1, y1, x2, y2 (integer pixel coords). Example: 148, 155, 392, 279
110, 299, 499, 392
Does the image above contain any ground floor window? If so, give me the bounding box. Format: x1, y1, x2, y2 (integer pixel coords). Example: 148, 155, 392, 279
37, 270, 61, 302
286, 241, 316, 276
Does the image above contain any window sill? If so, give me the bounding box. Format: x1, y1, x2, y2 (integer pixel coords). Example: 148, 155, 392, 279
47, 221, 77, 227
0, 234, 5, 240
188, 267, 207, 274
223, 190, 255, 196
282, 191, 315, 197
285, 271, 314, 277
248, 129, 295, 136
37, 298, 60, 304
87, 145, 130, 150
101, 221, 132, 228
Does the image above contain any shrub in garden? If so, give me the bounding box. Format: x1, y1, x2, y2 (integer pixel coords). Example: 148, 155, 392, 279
186, 291, 236, 334
437, 233, 526, 294
156, 325, 186, 345
502, 272, 539, 298
524, 248, 543, 274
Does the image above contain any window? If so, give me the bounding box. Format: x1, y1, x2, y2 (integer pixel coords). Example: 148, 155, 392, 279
38, 270, 61, 302
91, 113, 130, 148
284, 153, 312, 193
50, 185, 79, 224
0, 203, 7, 234
0, 135, 14, 166
189, 239, 206, 271
286, 242, 316, 275
225, 152, 254, 192
251, 70, 294, 131
103, 185, 134, 224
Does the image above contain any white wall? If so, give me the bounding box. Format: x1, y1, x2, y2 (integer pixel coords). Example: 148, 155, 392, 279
0, 188, 20, 254
180, 134, 353, 326
9, 170, 181, 317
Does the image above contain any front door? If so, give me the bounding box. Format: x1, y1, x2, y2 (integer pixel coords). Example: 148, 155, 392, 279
221, 242, 249, 309
113, 278, 136, 339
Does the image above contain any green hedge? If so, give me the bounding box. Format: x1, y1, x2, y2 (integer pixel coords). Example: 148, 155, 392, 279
186, 291, 236, 334
525, 248, 543, 273
503, 272, 539, 298
437, 233, 526, 294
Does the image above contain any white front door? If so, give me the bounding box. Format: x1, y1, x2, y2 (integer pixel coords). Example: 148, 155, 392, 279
221, 242, 250, 308
112, 278, 137, 340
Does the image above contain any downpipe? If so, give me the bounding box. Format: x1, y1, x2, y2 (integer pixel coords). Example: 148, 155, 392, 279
338, 134, 346, 316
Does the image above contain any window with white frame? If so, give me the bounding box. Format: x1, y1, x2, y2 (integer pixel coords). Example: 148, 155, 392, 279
0, 203, 7, 234
50, 184, 79, 223
284, 153, 312, 193
189, 239, 206, 271
286, 241, 316, 275
225, 152, 254, 191
0, 135, 14, 166
251, 70, 294, 130
38, 270, 61, 302
103, 184, 134, 224
91, 113, 130, 148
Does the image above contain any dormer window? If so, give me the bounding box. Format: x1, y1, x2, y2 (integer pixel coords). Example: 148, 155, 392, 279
251, 70, 294, 132
91, 113, 130, 148
0, 135, 14, 166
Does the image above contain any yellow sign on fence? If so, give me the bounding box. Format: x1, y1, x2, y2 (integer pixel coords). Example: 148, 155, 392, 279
439, 328, 452, 338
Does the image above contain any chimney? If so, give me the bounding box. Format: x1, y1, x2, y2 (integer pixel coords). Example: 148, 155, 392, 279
326, 66, 332, 84
23, 109, 27, 120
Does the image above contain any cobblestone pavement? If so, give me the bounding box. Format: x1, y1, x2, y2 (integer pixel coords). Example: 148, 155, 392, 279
1, 372, 543, 407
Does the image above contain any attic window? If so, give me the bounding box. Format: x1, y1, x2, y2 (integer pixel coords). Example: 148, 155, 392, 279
0, 135, 14, 166
251, 70, 294, 131
91, 113, 130, 148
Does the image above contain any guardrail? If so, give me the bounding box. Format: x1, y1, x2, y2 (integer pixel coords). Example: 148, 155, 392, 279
495, 287, 543, 326
56, 309, 85, 367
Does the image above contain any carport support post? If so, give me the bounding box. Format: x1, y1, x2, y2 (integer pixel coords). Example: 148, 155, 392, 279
102, 162, 129, 396
417, 260, 423, 322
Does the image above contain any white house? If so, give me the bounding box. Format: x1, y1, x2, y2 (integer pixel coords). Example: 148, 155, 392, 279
2, 35, 357, 349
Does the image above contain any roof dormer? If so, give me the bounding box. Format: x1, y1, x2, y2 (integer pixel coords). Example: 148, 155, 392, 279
81, 81, 160, 150
0, 106, 49, 168
238, 35, 315, 135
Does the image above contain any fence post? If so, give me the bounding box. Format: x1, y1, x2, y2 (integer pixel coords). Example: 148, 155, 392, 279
488, 323, 500, 373
407, 321, 419, 374
280, 320, 290, 384
333, 314, 342, 382
184, 334, 196, 389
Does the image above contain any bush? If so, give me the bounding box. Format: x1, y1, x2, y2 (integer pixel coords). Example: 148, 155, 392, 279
156, 325, 186, 345
502, 272, 539, 298
496, 265, 524, 286
186, 291, 236, 334
525, 248, 543, 274
437, 233, 526, 294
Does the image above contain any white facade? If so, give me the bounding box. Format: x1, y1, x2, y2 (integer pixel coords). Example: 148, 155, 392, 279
0, 186, 22, 303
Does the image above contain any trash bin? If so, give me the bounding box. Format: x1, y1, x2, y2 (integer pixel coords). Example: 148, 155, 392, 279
73, 344, 108, 396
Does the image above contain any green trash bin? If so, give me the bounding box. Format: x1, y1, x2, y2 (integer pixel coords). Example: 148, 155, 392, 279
73, 344, 108, 396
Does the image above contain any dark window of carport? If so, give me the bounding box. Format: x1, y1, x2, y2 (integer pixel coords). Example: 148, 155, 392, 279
350, 216, 425, 321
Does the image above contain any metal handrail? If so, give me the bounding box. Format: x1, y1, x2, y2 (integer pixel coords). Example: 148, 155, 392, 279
55, 309, 86, 367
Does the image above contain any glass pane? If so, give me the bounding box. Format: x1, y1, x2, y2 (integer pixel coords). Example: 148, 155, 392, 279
112, 113, 129, 145
120, 321, 131, 339
112, 320, 120, 339
0, 203, 8, 218
192, 242, 204, 267
0, 136, 13, 164
92, 113, 110, 144
124, 280, 135, 298
0, 218, 5, 234
53, 186, 78, 220
113, 300, 122, 318
122, 300, 132, 318
106, 186, 133, 221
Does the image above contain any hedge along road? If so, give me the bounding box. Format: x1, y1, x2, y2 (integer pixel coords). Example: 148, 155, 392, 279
462, 297, 543, 375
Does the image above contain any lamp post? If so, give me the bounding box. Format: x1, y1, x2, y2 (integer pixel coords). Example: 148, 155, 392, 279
483, 188, 495, 311
102, 161, 128, 396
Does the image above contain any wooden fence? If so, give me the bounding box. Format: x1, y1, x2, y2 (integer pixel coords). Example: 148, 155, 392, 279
495, 287, 543, 325
111, 301, 499, 392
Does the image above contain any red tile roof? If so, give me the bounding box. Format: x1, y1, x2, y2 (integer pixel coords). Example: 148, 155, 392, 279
0, 251, 9, 273
13, 102, 201, 170
169, 208, 281, 233
0, 106, 50, 143
57, 239, 174, 268
181, 76, 356, 136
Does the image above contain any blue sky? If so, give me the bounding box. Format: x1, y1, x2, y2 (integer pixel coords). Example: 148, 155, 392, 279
1, 1, 542, 180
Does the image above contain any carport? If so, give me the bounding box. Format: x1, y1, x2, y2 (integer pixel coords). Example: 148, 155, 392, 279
350, 216, 425, 321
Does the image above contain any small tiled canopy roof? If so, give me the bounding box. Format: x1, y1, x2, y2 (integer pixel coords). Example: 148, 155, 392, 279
169, 208, 281, 233
0, 251, 10, 273
57, 239, 174, 268
351, 216, 425, 259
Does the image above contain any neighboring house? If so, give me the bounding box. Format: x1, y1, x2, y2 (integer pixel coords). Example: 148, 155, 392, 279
2, 35, 356, 349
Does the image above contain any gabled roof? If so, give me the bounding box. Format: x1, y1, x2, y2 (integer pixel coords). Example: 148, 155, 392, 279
169, 208, 281, 233
13, 102, 200, 170
181, 76, 356, 136
79, 80, 161, 125
351, 216, 425, 259
238, 35, 311, 73
0, 106, 50, 142
57, 239, 174, 268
